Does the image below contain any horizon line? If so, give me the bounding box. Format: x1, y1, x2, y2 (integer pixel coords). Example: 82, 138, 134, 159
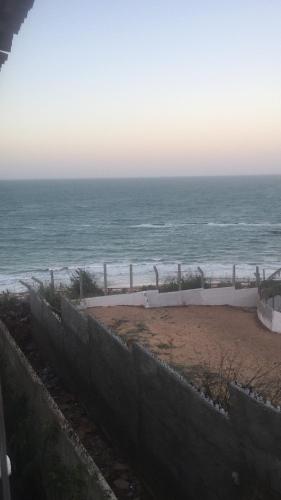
1, 173, 281, 182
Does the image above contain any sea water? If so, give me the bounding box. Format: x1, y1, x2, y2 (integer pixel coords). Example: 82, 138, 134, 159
0, 176, 281, 291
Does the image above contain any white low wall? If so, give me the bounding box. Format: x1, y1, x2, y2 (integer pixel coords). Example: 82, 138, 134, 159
80, 286, 258, 310
257, 298, 281, 334
80, 290, 147, 309
147, 286, 258, 308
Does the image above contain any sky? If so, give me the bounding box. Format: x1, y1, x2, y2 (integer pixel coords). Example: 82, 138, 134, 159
0, 0, 280, 179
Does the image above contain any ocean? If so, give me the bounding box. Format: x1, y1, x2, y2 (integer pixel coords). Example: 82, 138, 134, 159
0, 176, 281, 292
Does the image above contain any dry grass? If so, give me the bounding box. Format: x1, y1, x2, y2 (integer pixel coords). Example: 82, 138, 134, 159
174, 348, 281, 410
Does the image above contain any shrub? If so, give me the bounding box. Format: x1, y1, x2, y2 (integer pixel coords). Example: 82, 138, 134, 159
67, 269, 104, 299
0, 290, 18, 311
175, 350, 281, 411
39, 284, 62, 314
160, 273, 202, 292
260, 279, 281, 300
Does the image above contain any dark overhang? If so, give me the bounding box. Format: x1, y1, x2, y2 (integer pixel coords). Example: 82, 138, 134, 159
0, 0, 34, 71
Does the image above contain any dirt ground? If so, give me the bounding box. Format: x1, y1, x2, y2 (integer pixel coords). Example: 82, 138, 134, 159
88, 305, 281, 402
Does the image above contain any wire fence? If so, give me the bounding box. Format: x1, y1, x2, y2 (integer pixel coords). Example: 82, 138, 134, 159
20, 262, 267, 300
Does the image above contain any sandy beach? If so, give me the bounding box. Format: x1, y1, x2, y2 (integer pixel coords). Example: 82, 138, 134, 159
88, 305, 281, 402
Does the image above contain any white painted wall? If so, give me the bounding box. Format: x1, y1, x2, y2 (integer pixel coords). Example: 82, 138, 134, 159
146, 287, 258, 308
80, 290, 148, 309
80, 286, 258, 310
257, 298, 281, 334
272, 312, 281, 333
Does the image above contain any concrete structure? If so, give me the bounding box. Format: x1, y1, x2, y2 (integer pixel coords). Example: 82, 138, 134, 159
0, 318, 116, 500
0, 0, 34, 70
79, 286, 258, 310
257, 296, 281, 334
29, 287, 281, 500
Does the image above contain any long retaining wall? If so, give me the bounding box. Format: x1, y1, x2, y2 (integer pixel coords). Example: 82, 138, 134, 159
80, 286, 258, 309
257, 297, 281, 333
29, 289, 281, 500
0, 319, 116, 500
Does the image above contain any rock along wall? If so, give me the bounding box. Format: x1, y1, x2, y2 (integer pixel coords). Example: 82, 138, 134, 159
29, 289, 281, 500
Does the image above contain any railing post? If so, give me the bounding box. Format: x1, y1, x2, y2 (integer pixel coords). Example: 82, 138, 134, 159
153, 265, 159, 289
0, 378, 11, 500
177, 264, 182, 291
129, 264, 133, 292
197, 266, 205, 289
103, 263, 108, 295
31, 276, 44, 287
79, 269, 84, 300
232, 264, 236, 287
255, 266, 260, 287
50, 269, 55, 294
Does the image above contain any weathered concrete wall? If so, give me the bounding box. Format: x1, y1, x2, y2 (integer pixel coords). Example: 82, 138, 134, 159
229, 384, 281, 499
257, 297, 281, 334
82, 286, 258, 309
88, 316, 138, 449
0, 319, 116, 500
81, 291, 147, 308
29, 289, 281, 499
133, 344, 239, 500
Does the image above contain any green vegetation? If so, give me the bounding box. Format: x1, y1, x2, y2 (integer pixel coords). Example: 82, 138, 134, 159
67, 269, 104, 299
260, 279, 281, 300
0, 290, 18, 311
38, 269, 104, 311
39, 283, 62, 314
160, 272, 203, 292
174, 352, 281, 411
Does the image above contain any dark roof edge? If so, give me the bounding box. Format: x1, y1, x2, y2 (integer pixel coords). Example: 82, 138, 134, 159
0, 0, 35, 70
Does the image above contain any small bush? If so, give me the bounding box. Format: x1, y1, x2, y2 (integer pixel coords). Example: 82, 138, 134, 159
260, 279, 281, 300
67, 270, 104, 299
39, 284, 62, 314
0, 290, 18, 311
174, 350, 281, 411
160, 273, 202, 292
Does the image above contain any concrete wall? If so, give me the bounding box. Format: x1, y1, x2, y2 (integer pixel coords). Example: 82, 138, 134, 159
147, 286, 258, 308
229, 383, 281, 499
133, 344, 240, 500
257, 297, 281, 334
88, 316, 138, 449
81, 290, 147, 308
29, 289, 281, 500
81, 286, 258, 309
0, 319, 116, 500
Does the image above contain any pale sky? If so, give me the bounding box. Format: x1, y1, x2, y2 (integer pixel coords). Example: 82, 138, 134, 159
0, 0, 280, 179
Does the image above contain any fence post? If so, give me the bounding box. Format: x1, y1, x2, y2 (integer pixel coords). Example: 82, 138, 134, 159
232, 264, 236, 287
50, 269, 55, 295
153, 265, 159, 289
129, 264, 133, 292
79, 269, 84, 301
31, 276, 44, 287
263, 269, 266, 281
103, 263, 108, 295
197, 266, 205, 289
177, 264, 182, 290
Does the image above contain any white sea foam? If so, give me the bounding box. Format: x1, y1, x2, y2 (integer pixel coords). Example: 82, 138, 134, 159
207, 222, 281, 227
